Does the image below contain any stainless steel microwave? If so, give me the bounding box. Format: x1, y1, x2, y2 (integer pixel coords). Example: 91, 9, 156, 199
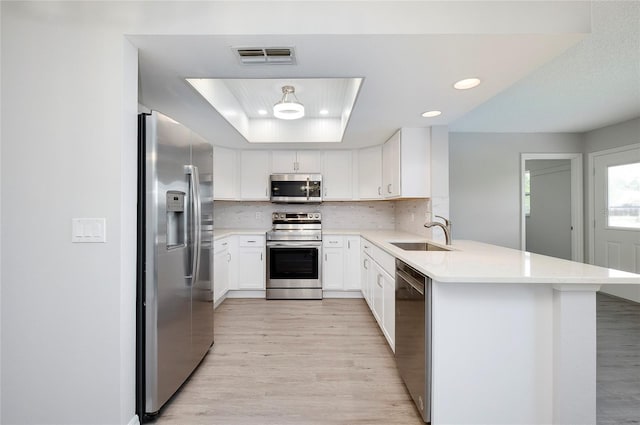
270, 174, 322, 203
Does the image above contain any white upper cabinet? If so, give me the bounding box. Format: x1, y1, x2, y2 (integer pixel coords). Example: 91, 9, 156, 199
213, 146, 237, 200
322, 151, 353, 200
272, 150, 322, 173
358, 145, 383, 199
296, 151, 322, 173
382, 131, 401, 198
382, 128, 430, 199
239, 151, 270, 200
271, 151, 297, 173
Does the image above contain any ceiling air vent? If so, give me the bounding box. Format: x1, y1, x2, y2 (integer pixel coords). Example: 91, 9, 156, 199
234, 47, 296, 65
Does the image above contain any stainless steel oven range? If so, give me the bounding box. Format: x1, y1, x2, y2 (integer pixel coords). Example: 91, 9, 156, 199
266, 212, 322, 300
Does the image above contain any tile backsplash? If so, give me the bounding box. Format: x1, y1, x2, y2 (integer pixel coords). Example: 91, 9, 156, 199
214, 201, 396, 230
394, 198, 432, 238
214, 198, 449, 243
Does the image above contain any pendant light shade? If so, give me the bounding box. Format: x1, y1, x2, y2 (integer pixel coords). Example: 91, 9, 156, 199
273, 85, 305, 120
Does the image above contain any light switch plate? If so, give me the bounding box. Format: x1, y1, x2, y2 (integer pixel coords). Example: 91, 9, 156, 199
72, 218, 106, 243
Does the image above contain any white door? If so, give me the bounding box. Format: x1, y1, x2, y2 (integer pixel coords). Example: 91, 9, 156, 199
594, 146, 640, 301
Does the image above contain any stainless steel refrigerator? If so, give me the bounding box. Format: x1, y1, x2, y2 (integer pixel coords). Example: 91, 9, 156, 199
136, 111, 214, 420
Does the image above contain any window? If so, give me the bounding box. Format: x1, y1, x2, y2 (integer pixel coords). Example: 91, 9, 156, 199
607, 162, 640, 229
524, 170, 531, 216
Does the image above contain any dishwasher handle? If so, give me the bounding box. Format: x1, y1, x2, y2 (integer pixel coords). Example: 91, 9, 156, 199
396, 268, 425, 295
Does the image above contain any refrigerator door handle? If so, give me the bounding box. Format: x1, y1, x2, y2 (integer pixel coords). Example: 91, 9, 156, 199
185, 165, 202, 286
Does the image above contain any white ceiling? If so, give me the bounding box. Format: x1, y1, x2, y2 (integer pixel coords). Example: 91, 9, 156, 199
132, 1, 639, 149
451, 1, 640, 133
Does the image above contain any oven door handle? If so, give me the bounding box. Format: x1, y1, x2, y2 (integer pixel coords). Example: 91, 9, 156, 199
267, 242, 321, 248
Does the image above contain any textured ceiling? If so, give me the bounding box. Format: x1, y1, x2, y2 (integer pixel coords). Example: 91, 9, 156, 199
450, 1, 640, 133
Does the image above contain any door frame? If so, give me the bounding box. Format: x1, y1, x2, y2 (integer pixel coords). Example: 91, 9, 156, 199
520, 153, 583, 262
587, 143, 640, 264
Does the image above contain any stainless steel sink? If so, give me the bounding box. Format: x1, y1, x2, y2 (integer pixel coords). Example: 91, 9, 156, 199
389, 242, 450, 251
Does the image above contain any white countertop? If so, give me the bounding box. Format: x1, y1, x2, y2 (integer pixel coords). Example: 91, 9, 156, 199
213, 228, 269, 240
214, 228, 640, 285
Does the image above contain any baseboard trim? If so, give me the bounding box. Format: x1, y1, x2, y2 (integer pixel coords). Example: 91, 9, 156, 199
323, 290, 364, 299
226, 290, 267, 299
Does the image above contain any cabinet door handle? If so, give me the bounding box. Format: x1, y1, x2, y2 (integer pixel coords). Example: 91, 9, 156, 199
387, 184, 392, 194
325, 253, 328, 261
329, 241, 338, 244
377, 274, 383, 287
348, 240, 351, 249
247, 240, 256, 243
363, 258, 368, 270
227, 253, 231, 262
378, 186, 382, 195
222, 242, 228, 246
261, 252, 263, 261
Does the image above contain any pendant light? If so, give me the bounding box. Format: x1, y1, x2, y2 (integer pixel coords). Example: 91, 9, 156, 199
273, 85, 305, 120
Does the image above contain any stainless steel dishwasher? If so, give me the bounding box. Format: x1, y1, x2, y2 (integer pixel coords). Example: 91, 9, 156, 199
395, 259, 432, 423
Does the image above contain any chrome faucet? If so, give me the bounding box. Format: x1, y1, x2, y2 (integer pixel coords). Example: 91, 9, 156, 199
424, 215, 452, 245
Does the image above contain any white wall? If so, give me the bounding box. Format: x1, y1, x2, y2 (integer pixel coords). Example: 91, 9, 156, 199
583, 117, 640, 154
1, 3, 138, 424
525, 160, 572, 260
449, 133, 583, 249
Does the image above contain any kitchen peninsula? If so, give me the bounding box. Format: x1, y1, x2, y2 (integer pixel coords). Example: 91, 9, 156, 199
213, 228, 640, 425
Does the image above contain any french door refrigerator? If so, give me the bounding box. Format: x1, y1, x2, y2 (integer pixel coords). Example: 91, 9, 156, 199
136, 111, 214, 420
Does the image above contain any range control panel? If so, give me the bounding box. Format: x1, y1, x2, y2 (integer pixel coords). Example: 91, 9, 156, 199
272, 212, 321, 223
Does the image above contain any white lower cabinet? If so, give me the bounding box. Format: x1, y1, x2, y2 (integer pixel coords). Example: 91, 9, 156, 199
236, 235, 266, 290
380, 266, 395, 348
323, 236, 345, 290
214, 234, 265, 305
344, 237, 361, 290
361, 237, 395, 351
371, 263, 384, 324
213, 238, 231, 304
322, 235, 361, 293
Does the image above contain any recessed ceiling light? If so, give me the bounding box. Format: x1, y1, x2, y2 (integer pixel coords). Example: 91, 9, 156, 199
319, 109, 329, 115
421, 110, 441, 118
258, 109, 268, 115
454, 78, 481, 90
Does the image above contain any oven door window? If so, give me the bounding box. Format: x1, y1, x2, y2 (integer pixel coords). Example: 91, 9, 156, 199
269, 247, 319, 279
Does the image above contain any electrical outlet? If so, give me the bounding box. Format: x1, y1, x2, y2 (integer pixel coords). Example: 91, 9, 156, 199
255, 212, 262, 221
410, 213, 415, 222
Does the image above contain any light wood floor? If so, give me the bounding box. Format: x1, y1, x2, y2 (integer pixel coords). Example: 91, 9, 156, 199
597, 293, 640, 425
150, 299, 424, 425
149, 295, 640, 425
